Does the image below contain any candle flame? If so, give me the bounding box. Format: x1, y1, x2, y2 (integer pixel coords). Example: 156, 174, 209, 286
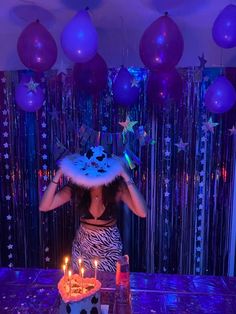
68, 270, 72, 277
94, 260, 98, 268
65, 256, 69, 264
78, 258, 82, 265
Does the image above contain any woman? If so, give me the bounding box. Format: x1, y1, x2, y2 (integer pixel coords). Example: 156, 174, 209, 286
39, 155, 147, 272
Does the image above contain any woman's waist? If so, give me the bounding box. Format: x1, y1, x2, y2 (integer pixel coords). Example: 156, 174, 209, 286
79, 218, 117, 230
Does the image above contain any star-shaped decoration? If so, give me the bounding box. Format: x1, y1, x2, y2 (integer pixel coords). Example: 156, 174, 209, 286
200, 170, 205, 176
41, 122, 46, 128
8, 263, 13, 268
43, 175, 48, 181
3, 142, 9, 148
8, 253, 13, 259
3, 132, 8, 137
4, 153, 9, 159
164, 137, 171, 143
131, 78, 139, 88
55, 60, 68, 76
49, 107, 59, 121
165, 151, 171, 157
229, 125, 236, 136
175, 138, 188, 152
164, 179, 170, 184
42, 164, 48, 170
42, 154, 47, 160
45, 256, 50, 262
45, 247, 49, 252
25, 78, 39, 92
42, 186, 47, 191
5, 195, 11, 201
5, 164, 9, 170
1, 77, 6, 83
119, 116, 138, 134
102, 125, 107, 132
5, 174, 10, 180
42, 144, 47, 149
42, 111, 46, 117
164, 191, 170, 197
42, 133, 47, 139
198, 53, 207, 69
7, 244, 13, 250
3, 120, 8, 127
2, 109, 8, 115
6, 215, 12, 220
202, 118, 219, 134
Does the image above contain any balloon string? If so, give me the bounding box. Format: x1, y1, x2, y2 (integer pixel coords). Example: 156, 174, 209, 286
220, 48, 224, 75
120, 16, 127, 66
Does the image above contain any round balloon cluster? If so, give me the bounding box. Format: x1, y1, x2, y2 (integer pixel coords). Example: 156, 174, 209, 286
204, 5, 236, 114
139, 13, 184, 106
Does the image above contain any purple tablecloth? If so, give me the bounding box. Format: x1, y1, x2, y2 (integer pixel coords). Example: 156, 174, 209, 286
0, 268, 236, 313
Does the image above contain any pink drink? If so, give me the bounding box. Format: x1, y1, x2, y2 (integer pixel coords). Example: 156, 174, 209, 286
113, 255, 132, 314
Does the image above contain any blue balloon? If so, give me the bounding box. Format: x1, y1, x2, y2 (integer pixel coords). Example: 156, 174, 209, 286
112, 67, 139, 107
205, 76, 236, 114
212, 4, 236, 48
61, 10, 98, 63
15, 78, 44, 112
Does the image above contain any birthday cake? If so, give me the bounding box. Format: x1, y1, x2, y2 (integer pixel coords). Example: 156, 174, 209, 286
58, 274, 101, 314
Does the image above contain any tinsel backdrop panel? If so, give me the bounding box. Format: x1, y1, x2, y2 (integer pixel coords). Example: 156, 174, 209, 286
0, 67, 235, 275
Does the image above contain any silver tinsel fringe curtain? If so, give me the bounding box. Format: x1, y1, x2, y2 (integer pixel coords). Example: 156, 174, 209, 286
0, 67, 235, 275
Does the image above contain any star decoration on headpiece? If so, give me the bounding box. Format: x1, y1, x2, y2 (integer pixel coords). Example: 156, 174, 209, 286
202, 117, 219, 134
131, 78, 139, 88
119, 116, 138, 134
25, 78, 39, 92
198, 53, 207, 69
175, 138, 188, 152
229, 125, 236, 136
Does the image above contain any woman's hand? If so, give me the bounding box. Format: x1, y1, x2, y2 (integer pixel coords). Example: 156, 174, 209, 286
113, 155, 131, 181
53, 168, 63, 183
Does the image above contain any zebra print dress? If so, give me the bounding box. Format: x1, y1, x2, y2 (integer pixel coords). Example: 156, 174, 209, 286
71, 224, 123, 272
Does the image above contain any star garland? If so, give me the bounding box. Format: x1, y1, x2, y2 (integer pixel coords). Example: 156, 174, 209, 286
39, 75, 51, 266
1, 74, 14, 268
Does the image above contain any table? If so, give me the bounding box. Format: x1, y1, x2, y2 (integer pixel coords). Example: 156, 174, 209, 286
0, 268, 236, 313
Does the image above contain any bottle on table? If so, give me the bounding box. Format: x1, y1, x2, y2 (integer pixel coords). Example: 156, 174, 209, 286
113, 255, 132, 314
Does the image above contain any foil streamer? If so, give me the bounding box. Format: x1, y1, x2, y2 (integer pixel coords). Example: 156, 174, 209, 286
0, 67, 235, 276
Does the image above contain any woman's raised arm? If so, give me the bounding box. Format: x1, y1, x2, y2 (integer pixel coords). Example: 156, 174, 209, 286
39, 169, 72, 212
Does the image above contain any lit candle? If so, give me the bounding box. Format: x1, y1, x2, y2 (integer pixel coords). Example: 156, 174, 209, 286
62, 264, 66, 276
68, 270, 72, 296
78, 258, 82, 275
81, 267, 84, 293
65, 256, 69, 265
94, 260, 98, 280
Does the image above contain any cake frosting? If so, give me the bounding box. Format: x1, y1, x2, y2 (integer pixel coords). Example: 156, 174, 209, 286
58, 274, 101, 314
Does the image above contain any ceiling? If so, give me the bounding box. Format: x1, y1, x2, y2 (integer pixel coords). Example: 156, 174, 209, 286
0, 0, 236, 70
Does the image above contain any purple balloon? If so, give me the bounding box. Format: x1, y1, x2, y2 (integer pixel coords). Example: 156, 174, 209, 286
17, 20, 57, 72
15, 79, 45, 112
212, 5, 236, 49
147, 68, 183, 104
73, 54, 108, 95
112, 67, 140, 107
61, 10, 98, 63
139, 14, 184, 71
205, 76, 236, 114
